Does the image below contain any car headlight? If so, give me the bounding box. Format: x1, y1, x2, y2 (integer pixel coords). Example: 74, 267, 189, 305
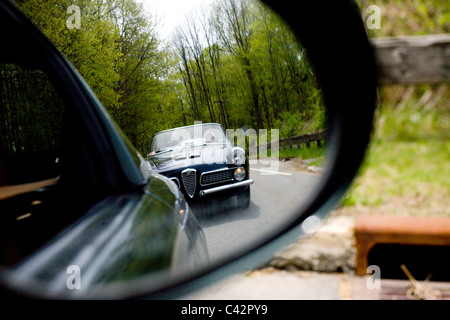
234, 167, 246, 181
231, 147, 246, 166
175, 195, 189, 225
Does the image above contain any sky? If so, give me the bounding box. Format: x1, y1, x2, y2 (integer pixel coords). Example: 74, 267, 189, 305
141, 0, 215, 40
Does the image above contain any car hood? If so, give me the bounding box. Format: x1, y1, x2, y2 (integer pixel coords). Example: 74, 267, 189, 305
149, 144, 230, 171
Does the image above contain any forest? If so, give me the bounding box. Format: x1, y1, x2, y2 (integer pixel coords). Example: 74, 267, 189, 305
9, 0, 448, 157
13, 0, 326, 154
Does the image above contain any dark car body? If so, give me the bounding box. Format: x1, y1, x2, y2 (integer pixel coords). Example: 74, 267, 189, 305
0, 1, 208, 299
146, 123, 254, 208
1, 172, 208, 298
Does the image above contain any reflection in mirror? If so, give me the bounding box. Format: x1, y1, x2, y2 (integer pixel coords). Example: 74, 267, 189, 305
1, 0, 329, 298
150, 0, 329, 262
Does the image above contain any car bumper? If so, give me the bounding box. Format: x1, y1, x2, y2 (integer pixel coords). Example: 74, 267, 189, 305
199, 179, 254, 197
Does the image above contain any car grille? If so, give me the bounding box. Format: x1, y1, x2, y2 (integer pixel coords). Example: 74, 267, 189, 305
181, 169, 196, 198
201, 169, 234, 186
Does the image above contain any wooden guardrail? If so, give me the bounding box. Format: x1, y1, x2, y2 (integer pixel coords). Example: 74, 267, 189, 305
372, 34, 450, 84
277, 129, 328, 150
246, 129, 328, 154
373, 34, 449, 111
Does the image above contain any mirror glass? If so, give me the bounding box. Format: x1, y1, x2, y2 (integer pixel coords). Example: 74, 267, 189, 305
145, 0, 329, 262
1, 0, 329, 298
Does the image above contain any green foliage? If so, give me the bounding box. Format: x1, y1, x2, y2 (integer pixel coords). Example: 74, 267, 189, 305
277, 144, 327, 164
173, 0, 326, 134
341, 83, 449, 216
17, 0, 122, 111
356, 0, 449, 37
15, 0, 181, 154
16, 0, 326, 155
272, 112, 305, 139
13, 0, 448, 162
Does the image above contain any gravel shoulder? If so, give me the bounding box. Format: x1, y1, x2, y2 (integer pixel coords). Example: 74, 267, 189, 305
180, 209, 358, 300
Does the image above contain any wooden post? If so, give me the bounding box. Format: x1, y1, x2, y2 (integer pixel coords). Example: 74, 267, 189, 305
372, 34, 450, 84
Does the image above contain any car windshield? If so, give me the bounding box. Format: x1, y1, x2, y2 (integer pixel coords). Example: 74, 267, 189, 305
149, 124, 227, 154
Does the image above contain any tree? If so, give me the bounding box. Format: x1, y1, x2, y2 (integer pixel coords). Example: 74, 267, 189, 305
213, 0, 263, 129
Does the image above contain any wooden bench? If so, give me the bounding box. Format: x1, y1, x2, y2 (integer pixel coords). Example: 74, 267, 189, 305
354, 215, 450, 275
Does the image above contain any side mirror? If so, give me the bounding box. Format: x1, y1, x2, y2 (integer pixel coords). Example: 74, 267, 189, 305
0, 0, 377, 299
140, 0, 378, 299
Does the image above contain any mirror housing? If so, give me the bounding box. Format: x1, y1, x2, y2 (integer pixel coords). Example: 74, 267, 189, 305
143, 0, 378, 299
0, 0, 378, 299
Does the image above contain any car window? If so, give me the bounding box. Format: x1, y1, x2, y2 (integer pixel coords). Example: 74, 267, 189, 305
0, 62, 70, 266
0, 63, 64, 193
149, 124, 227, 154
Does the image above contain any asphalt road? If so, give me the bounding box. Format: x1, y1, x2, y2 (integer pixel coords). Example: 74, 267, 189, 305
192, 163, 322, 262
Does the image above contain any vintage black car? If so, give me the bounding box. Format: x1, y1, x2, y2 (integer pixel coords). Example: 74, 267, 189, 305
147, 123, 254, 209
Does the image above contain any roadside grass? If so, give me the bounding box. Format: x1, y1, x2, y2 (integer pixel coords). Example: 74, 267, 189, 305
277, 143, 326, 166
340, 85, 449, 217
250, 143, 327, 167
